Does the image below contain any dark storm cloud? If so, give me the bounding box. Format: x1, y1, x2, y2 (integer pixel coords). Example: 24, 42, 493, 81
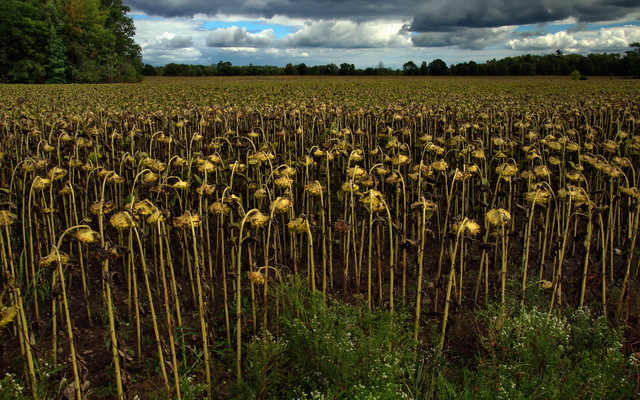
159, 34, 194, 48
512, 29, 546, 38
411, 27, 511, 50
206, 27, 274, 47
410, 0, 638, 32
126, 0, 639, 28
126, 0, 417, 20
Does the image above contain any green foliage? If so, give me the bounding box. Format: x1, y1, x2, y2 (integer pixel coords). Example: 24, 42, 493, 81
0, 0, 141, 83
238, 281, 636, 400
465, 305, 634, 400
0, 0, 49, 82
237, 278, 415, 399
0, 373, 29, 400
570, 70, 582, 80
428, 59, 450, 76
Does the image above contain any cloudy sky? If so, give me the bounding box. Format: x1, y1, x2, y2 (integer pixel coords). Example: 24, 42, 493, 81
126, 0, 640, 69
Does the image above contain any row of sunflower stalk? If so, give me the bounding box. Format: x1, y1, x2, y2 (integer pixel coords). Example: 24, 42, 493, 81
0, 79, 639, 399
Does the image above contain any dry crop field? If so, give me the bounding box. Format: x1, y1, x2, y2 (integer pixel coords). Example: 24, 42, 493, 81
1, 76, 639, 399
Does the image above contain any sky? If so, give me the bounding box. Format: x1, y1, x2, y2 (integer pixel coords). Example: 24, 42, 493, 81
125, 0, 640, 69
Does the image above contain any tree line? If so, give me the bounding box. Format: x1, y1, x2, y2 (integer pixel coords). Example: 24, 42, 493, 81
0, 0, 142, 83
149, 45, 640, 78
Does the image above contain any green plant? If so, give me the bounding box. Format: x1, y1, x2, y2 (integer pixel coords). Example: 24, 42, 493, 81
0, 373, 29, 400
238, 277, 416, 399
471, 304, 634, 399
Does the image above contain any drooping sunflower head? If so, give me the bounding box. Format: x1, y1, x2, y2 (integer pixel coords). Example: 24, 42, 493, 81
486, 208, 512, 227
249, 211, 270, 228
110, 211, 138, 230
172, 212, 202, 229
76, 228, 100, 244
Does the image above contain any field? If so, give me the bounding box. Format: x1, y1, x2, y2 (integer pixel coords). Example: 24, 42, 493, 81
1, 76, 640, 399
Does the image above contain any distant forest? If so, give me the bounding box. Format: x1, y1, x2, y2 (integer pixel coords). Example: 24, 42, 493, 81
148, 46, 640, 78
1, 0, 638, 84
0, 0, 142, 83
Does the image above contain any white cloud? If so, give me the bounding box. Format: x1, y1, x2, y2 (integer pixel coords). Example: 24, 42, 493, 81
142, 47, 204, 63
219, 47, 260, 53
281, 20, 411, 48
154, 32, 194, 49
130, 11, 640, 68
506, 25, 640, 51
506, 31, 578, 50
206, 26, 276, 47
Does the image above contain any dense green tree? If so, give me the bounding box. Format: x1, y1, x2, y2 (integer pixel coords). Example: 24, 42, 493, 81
0, 0, 49, 82
296, 63, 308, 75
339, 63, 355, 75
100, 0, 143, 81
420, 61, 428, 75
284, 63, 297, 75
324, 63, 339, 75
622, 43, 640, 77
428, 59, 449, 76
0, 0, 140, 83
142, 64, 157, 76
402, 61, 418, 76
